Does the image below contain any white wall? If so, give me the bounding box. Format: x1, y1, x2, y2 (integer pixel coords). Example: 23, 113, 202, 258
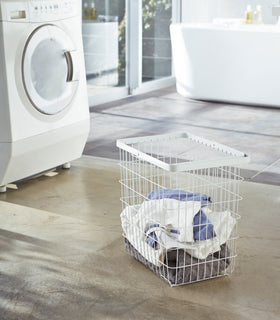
182, 0, 278, 24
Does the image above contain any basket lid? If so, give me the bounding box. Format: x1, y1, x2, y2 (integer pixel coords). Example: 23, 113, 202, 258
116, 132, 250, 172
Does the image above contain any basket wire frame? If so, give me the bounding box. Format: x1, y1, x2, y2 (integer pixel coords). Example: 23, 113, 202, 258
118, 134, 246, 286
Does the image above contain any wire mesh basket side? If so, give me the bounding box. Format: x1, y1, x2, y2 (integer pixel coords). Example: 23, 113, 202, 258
119, 139, 244, 286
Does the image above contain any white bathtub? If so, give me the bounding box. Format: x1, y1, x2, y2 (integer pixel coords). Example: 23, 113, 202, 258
170, 23, 280, 107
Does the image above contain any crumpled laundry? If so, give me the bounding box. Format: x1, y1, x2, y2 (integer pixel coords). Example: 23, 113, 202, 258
145, 223, 179, 249
193, 210, 216, 240
124, 238, 231, 285
147, 189, 212, 206
120, 202, 236, 266
145, 209, 216, 249
137, 198, 202, 243
162, 242, 231, 285
146, 189, 215, 242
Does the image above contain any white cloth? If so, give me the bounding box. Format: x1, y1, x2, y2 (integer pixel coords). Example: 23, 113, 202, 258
152, 207, 236, 260
120, 200, 236, 267
136, 199, 201, 243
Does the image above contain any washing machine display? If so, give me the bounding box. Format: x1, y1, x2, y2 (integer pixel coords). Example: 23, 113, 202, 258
22, 25, 79, 115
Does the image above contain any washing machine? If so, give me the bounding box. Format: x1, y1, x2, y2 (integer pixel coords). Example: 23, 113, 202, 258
0, 0, 90, 192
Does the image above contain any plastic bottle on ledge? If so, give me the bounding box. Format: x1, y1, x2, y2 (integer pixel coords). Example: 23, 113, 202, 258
245, 5, 254, 24
89, 1, 97, 20
254, 5, 263, 24
83, 1, 90, 20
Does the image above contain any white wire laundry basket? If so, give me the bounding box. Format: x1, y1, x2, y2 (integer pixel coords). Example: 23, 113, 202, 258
117, 132, 249, 286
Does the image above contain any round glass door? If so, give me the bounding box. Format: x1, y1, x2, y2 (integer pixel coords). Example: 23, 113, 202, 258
22, 25, 79, 115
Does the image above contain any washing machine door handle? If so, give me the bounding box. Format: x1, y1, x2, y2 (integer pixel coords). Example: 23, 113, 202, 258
64, 50, 80, 82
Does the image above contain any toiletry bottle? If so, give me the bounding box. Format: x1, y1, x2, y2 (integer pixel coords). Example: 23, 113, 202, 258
83, 1, 90, 20
89, 1, 97, 20
254, 5, 263, 24
245, 5, 254, 24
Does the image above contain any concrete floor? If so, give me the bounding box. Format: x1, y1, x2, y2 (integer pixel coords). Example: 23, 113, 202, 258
0, 156, 279, 320
0, 87, 280, 319
85, 86, 280, 186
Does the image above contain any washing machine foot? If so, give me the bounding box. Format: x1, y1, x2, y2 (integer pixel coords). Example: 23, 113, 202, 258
62, 162, 71, 169
0, 185, 7, 193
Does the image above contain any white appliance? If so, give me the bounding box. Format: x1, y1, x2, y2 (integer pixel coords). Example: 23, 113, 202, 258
0, 0, 90, 192
82, 21, 118, 86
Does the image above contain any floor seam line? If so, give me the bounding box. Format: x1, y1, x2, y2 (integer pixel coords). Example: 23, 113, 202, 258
250, 158, 280, 179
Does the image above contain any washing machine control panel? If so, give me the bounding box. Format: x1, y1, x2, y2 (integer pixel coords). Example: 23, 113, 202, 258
1, 1, 77, 22
29, 1, 77, 21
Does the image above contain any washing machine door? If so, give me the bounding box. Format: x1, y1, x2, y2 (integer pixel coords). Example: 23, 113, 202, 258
22, 25, 79, 115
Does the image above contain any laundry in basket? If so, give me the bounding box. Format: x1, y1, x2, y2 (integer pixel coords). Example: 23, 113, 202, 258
117, 132, 249, 286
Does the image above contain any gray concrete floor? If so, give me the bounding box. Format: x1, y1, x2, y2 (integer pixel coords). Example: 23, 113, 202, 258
0, 88, 280, 319
85, 86, 280, 185
0, 156, 279, 320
